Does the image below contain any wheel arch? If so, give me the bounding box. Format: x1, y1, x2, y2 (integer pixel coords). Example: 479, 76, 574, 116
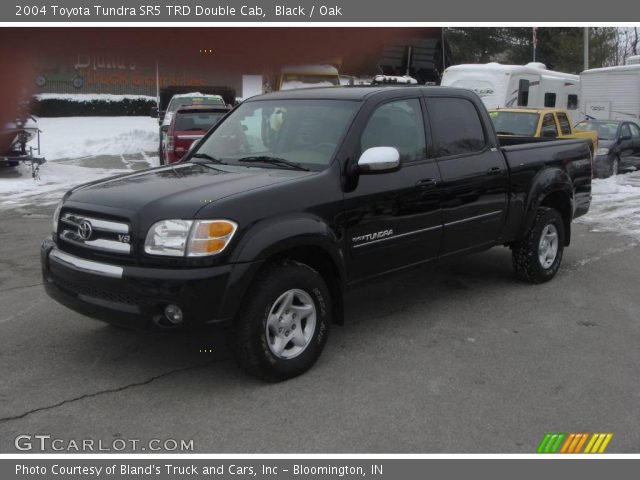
225, 215, 347, 324
521, 169, 574, 246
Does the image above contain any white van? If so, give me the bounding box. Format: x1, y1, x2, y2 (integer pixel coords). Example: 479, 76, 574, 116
441, 62, 582, 124
580, 56, 640, 122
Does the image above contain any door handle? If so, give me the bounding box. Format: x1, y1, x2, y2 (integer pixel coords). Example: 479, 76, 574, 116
486, 167, 502, 176
416, 178, 438, 188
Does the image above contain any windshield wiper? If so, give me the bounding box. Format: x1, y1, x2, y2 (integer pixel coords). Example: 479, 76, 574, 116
237, 156, 310, 171
495, 131, 516, 135
189, 153, 226, 165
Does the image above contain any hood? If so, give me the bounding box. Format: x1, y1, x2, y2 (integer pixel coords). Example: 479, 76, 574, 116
65, 163, 311, 221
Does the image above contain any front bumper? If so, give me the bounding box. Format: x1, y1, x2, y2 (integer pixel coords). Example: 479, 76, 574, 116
41, 239, 258, 330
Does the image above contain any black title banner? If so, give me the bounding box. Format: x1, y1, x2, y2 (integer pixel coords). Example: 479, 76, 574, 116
3, 0, 640, 22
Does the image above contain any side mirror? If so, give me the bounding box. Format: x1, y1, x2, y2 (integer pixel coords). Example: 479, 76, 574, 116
150, 106, 158, 118
357, 147, 401, 174
620, 134, 632, 141
542, 129, 557, 138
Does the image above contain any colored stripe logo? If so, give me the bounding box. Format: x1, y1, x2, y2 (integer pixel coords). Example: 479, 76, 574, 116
537, 433, 613, 453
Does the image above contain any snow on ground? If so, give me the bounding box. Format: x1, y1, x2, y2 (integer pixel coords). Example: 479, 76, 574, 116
35, 116, 158, 160
576, 170, 640, 240
0, 116, 159, 209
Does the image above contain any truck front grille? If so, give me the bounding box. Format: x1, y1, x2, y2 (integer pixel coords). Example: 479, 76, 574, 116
58, 211, 133, 258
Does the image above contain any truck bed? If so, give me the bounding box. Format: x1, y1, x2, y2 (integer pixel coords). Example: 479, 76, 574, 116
500, 137, 592, 241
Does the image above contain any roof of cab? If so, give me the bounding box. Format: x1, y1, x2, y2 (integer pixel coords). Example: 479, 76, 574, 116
245, 86, 476, 102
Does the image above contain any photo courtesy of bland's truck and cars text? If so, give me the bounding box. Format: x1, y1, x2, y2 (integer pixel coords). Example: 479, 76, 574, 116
0, 0, 639, 478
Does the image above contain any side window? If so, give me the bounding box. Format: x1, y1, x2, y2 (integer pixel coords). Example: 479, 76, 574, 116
629, 123, 640, 138
517, 79, 530, 107
544, 93, 557, 108
541, 114, 558, 137
620, 124, 632, 139
557, 113, 572, 135
360, 98, 426, 163
428, 97, 486, 157
567, 94, 579, 110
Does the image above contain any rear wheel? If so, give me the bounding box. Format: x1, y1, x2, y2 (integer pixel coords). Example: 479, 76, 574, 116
512, 207, 565, 284
234, 262, 332, 381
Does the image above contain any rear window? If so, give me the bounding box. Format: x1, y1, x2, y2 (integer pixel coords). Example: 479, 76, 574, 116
429, 97, 486, 156
169, 96, 225, 112
175, 111, 227, 131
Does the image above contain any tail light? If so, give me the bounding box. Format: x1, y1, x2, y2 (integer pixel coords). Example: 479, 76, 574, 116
167, 135, 175, 152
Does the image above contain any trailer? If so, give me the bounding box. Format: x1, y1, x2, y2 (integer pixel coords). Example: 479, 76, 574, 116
441, 62, 582, 124
580, 56, 640, 122
1, 116, 45, 179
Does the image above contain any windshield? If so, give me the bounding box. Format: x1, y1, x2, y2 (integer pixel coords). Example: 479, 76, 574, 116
168, 96, 225, 112
575, 121, 619, 140
191, 99, 358, 171
175, 111, 227, 131
489, 111, 539, 136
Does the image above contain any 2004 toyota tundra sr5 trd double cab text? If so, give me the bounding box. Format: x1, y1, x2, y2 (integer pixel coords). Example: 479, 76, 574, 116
41, 87, 592, 380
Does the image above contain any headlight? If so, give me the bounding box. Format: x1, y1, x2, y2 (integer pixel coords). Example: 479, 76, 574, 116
52, 200, 62, 233
144, 219, 237, 257
596, 147, 610, 156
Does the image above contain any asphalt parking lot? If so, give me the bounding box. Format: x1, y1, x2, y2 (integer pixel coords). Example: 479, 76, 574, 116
0, 175, 639, 453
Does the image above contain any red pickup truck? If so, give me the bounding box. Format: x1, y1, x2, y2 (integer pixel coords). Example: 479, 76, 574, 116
163, 106, 230, 164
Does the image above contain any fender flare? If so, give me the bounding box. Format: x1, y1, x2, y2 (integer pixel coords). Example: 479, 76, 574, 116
219, 214, 347, 323
520, 168, 574, 240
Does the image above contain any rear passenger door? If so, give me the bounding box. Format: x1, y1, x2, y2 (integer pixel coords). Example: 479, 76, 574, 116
425, 96, 509, 255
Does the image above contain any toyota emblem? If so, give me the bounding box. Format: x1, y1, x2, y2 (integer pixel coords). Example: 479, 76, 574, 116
78, 221, 93, 240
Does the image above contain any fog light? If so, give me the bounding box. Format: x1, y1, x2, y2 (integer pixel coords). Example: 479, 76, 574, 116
164, 304, 183, 325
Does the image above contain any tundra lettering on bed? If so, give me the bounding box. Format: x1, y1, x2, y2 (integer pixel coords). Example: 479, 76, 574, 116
41, 86, 592, 381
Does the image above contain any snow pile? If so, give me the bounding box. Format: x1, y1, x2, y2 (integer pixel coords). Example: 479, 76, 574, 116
577, 171, 640, 240
35, 93, 155, 103
35, 116, 158, 160
0, 116, 159, 209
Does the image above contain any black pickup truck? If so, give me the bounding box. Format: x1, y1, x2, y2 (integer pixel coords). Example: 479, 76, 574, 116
41, 86, 592, 380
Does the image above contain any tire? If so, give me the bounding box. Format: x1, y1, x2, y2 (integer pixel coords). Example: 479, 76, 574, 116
512, 207, 565, 284
234, 262, 332, 381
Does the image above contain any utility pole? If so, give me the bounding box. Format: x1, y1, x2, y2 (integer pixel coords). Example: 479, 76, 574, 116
584, 27, 589, 71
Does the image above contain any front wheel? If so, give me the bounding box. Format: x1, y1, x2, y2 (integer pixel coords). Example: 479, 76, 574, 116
512, 207, 565, 284
234, 262, 332, 381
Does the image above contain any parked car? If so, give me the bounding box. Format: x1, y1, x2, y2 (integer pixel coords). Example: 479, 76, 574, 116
156, 93, 225, 159
489, 108, 598, 154
42, 86, 592, 381
575, 119, 640, 178
150, 86, 235, 159
163, 106, 230, 165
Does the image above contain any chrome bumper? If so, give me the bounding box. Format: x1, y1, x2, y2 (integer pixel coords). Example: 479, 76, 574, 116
49, 248, 123, 279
